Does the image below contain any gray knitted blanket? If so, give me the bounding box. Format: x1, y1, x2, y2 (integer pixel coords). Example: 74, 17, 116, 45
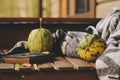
95, 8, 120, 80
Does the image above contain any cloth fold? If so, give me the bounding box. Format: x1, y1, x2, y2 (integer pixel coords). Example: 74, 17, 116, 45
60, 31, 88, 57
95, 8, 120, 80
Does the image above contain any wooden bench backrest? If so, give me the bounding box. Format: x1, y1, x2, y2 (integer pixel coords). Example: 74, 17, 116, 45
0, 18, 100, 49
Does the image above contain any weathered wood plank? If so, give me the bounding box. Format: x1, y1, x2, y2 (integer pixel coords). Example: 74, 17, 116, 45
53, 57, 74, 71
65, 57, 94, 70
38, 62, 54, 71
0, 18, 100, 24
0, 63, 14, 70
19, 63, 33, 71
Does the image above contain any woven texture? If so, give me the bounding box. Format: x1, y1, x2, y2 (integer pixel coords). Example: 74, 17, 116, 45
95, 8, 120, 80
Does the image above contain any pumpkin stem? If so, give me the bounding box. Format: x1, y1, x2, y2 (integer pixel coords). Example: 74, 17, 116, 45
40, 18, 42, 29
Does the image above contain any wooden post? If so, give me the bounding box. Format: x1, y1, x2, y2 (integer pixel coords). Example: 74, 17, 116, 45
39, 0, 43, 17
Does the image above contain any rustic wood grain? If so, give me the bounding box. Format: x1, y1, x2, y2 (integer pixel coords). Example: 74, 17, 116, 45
0, 18, 100, 24
0, 63, 14, 70
53, 57, 74, 71
38, 62, 54, 71
19, 63, 33, 71
65, 57, 94, 70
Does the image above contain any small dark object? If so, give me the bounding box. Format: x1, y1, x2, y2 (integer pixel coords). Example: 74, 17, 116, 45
2, 52, 55, 64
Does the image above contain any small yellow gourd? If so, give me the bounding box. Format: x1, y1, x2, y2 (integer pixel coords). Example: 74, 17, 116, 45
77, 34, 106, 61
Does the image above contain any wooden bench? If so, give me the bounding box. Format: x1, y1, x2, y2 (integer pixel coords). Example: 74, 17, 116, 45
0, 18, 100, 80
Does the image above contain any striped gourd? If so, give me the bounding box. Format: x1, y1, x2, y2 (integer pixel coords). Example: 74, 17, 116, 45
27, 28, 53, 53
77, 34, 106, 61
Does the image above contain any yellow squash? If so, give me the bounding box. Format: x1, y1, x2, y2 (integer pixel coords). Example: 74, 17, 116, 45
77, 34, 106, 61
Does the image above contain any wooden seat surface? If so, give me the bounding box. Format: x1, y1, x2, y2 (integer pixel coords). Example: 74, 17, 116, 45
0, 18, 100, 80
0, 49, 98, 80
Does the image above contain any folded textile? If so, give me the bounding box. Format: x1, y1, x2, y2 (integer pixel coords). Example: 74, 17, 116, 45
7, 41, 29, 54
96, 44, 120, 80
95, 8, 120, 80
96, 8, 120, 41
61, 31, 88, 57
52, 29, 89, 57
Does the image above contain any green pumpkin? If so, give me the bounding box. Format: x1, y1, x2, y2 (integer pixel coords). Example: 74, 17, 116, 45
77, 34, 106, 61
27, 28, 53, 53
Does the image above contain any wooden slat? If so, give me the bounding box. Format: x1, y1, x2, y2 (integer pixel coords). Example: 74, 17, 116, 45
19, 63, 33, 71
65, 57, 94, 70
0, 63, 14, 70
0, 18, 100, 24
53, 57, 74, 71
38, 62, 54, 71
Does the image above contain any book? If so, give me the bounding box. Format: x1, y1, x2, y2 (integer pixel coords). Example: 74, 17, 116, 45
2, 52, 55, 64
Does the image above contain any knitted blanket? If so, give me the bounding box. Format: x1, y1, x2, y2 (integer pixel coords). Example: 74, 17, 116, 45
95, 8, 120, 80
